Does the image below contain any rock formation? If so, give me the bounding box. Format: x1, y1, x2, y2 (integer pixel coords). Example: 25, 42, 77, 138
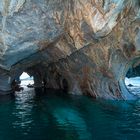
0, 0, 140, 99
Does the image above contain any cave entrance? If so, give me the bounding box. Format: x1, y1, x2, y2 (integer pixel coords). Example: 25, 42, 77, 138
20, 72, 34, 87
125, 64, 140, 97
11, 72, 34, 92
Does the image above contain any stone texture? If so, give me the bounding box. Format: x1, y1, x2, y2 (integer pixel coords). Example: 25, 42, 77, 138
0, 0, 140, 99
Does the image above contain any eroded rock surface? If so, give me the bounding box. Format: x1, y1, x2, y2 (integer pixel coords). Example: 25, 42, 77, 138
0, 0, 140, 99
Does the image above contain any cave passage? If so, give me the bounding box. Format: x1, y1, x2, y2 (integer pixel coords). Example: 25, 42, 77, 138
125, 65, 140, 97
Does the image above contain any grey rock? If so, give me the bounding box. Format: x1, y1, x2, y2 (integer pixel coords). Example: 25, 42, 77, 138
0, 0, 139, 99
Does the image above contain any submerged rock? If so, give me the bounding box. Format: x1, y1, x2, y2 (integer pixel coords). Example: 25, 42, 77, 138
0, 0, 140, 99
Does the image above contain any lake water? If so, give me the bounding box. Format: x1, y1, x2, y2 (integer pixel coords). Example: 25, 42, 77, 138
0, 87, 140, 140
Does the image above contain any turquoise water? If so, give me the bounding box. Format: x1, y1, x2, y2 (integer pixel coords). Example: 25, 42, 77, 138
0, 89, 140, 140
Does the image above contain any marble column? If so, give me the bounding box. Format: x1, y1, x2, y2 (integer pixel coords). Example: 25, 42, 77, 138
0, 75, 13, 95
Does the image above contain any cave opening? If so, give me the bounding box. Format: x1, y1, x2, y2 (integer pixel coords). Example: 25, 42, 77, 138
20, 72, 34, 87
125, 64, 140, 98
11, 72, 34, 92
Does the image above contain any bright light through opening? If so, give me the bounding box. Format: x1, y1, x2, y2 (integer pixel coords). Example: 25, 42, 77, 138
125, 77, 140, 87
125, 77, 140, 97
20, 72, 31, 80
20, 72, 34, 86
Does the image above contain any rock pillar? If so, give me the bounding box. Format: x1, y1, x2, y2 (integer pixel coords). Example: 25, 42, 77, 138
33, 73, 43, 88
0, 74, 13, 94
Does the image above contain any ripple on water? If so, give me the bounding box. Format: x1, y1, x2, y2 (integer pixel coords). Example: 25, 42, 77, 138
0, 89, 139, 140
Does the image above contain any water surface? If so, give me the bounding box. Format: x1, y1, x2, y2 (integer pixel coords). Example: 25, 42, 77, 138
0, 88, 140, 140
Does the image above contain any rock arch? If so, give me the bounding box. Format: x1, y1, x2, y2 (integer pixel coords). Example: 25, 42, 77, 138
0, 0, 140, 100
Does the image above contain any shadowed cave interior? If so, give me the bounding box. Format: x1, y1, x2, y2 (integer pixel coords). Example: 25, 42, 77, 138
11, 66, 70, 94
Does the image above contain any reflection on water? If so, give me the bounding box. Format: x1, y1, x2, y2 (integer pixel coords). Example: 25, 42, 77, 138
12, 89, 35, 134
0, 88, 140, 140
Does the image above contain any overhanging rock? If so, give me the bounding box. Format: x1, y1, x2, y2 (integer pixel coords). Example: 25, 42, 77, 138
0, 0, 140, 99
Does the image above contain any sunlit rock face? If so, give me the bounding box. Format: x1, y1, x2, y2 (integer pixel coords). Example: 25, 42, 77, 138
0, 0, 140, 99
